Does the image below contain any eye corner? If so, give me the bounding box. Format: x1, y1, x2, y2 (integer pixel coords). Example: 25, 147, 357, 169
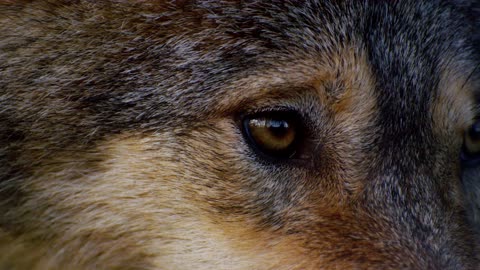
461, 119, 480, 166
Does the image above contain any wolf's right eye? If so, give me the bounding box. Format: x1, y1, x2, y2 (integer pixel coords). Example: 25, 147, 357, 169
241, 111, 303, 161
462, 121, 480, 164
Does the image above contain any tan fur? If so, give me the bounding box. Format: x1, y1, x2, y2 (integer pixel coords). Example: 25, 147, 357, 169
0, 48, 382, 268
432, 62, 477, 136
1, 1, 479, 269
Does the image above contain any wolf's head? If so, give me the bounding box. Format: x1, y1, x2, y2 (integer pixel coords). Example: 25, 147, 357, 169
0, 0, 479, 269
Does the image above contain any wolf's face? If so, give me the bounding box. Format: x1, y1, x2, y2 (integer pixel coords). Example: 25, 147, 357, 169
0, 0, 479, 269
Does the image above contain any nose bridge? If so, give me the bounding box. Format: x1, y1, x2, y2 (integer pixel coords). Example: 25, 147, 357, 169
360, 170, 476, 269
366, 164, 438, 221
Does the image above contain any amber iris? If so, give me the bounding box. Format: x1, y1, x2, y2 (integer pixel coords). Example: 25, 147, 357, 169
243, 112, 300, 159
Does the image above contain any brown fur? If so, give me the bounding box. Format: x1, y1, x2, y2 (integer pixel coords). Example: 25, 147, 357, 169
1, 0, 480, 269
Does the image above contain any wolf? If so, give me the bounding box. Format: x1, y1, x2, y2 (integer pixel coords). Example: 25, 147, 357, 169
0, 0, 479, 269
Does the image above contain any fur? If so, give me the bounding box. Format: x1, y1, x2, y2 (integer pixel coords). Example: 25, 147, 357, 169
0, 0, 479, 269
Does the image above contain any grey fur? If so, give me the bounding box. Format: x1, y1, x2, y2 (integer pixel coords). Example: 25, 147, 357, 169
0, 0, 479, 269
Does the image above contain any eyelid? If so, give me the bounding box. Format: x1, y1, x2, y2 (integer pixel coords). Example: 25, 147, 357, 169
237, 106, 299, 118
221, 84, 318, 116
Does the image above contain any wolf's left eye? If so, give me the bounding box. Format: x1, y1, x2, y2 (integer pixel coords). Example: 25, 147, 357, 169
241, 111, 303, 160
462, 121, 480, 162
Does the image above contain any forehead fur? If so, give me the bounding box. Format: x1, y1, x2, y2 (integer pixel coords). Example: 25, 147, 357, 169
1, 1, 477, 125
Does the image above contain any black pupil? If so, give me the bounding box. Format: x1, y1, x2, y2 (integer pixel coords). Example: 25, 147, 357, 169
469, 121, 480, 141
267, 119, 291, 138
